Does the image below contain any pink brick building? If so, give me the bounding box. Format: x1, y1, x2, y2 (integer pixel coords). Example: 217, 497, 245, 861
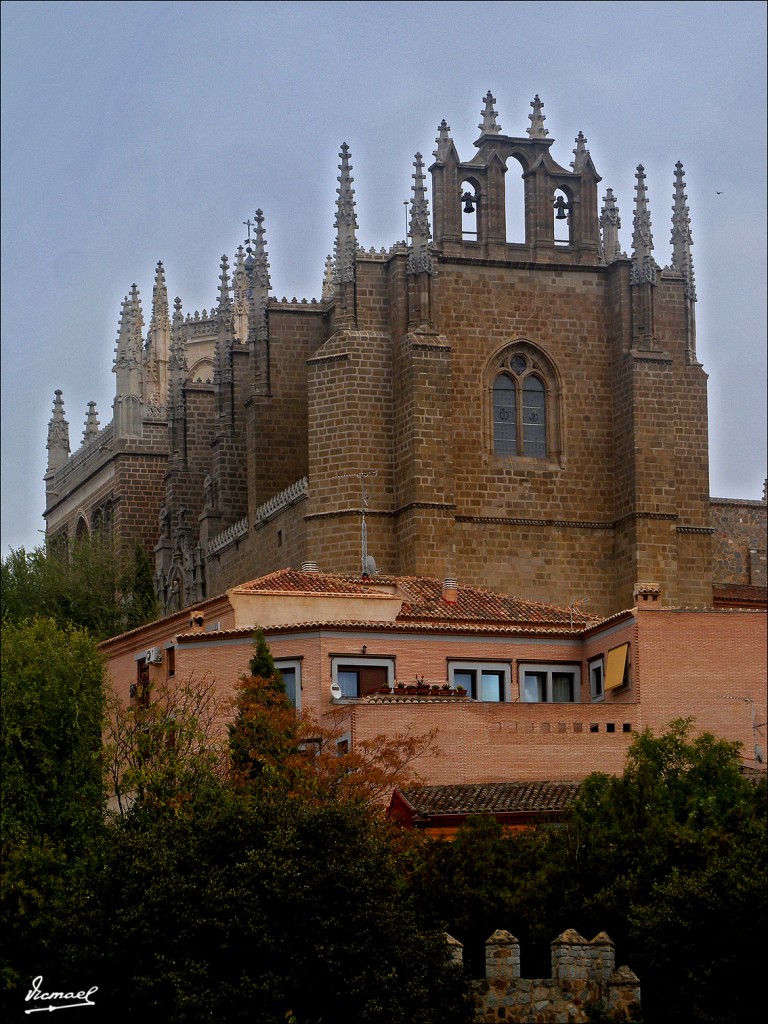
101, 568, 767, 788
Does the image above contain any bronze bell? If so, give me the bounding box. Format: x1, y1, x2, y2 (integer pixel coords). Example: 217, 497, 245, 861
462, 191, 476, 214
554, 195, 569, 220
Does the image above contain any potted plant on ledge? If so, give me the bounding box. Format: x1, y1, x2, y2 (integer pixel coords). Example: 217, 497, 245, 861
415, 675, 430, 696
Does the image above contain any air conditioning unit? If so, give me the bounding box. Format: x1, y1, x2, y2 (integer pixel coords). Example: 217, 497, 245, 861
145, 647, 162, 664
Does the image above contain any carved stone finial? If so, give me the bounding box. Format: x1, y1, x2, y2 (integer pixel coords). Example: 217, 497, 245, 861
407, 152, 433, 275
333, 142, 358, 284
244, 208, 271, 348
321, 254, 335, 302
571, 131, 588, 171
251, 209, 271, 292
113, 287, 144, 401
46, 389, 70, 470
433, 119, 452, 161
527, 94, 549, 138
599, 188, 623, 264
478, 91, 501, 135
217, 254, 232, 312
150, 260, 169, 333
631, 165, 656, 286
82, 401, 100, 444
168, 297, 188, 417
671, 161, 696, 301
169, 298, 187, 369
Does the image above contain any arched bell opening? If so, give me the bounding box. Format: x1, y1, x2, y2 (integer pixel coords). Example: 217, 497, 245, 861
553, 187, 573, 247
460, 178, 481, 241
505, 156, 526, 243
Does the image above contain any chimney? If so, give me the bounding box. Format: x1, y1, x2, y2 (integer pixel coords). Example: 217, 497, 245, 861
442, 578, 458, 604
189, 610, 205, 631
633, 583, 660, 606
301, 561, 319, 573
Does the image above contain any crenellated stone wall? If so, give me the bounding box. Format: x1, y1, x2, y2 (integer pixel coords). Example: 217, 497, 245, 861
447, 928, 641, 1023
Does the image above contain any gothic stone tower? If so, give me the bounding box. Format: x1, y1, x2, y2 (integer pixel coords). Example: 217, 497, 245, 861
294, 93, 710, 614
44, 92, 711, 618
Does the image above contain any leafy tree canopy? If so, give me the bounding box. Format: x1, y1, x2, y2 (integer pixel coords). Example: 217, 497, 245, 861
1, 537, 158, 640
1, 617, 105, 845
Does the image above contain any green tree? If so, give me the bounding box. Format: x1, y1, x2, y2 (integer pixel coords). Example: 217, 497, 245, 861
0, 617, 105, 843
103, 675, 226, 819
1, 618, 106, 1000
228, 629, 300, 787
127, 543, 159, 629
1, 537, 158, 640
63, 793, 472, 1023
566, 719, 766, 1024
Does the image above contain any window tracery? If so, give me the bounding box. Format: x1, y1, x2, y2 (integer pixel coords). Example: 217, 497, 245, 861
488, 344, 560, 461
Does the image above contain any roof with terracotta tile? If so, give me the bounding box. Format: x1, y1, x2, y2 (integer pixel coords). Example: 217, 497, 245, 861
230, 569, 588, 627
396, 781, 582, 817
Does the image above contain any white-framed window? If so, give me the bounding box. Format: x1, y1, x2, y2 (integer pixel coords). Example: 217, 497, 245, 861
519, 663, 581, 703
589, 658, 604, 702
448, 661, 510, 702
275, 659, 302, 711
331, 657, 395, 699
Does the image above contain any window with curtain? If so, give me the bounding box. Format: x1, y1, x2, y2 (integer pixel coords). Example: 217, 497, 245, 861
519, 664, 581, 703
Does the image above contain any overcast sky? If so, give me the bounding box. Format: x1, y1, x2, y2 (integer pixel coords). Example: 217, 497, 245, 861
2, 0, 766, 555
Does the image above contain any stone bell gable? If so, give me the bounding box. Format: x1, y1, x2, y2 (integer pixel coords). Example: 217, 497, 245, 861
44, 89, 748, 620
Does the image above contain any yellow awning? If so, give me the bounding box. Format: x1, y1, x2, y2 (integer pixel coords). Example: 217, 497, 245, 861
604, 643, 629, 691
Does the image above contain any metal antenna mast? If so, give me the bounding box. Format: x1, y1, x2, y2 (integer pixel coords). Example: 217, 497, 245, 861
340, 470, 378, 576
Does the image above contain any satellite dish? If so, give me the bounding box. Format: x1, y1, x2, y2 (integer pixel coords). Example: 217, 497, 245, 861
364, 555, 377, 576
330, 681, 343, 700
756, 744, 765, 765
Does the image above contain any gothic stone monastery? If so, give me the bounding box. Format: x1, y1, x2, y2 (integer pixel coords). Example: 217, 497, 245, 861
46, 91, 766, 782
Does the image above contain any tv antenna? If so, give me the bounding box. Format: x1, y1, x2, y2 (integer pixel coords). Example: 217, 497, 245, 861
339, 470, 378, 577
568, 595, 590, 628
717, 694, 767, 763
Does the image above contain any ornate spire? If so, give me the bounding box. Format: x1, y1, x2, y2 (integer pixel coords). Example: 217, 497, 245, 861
46, 389, 70, 471
233, 245, 249, 343
630, 165, 656, 286
113, 287, 143, 396
214, 255, 234, 386
527, 94, 548, 138
149, 261, 169, 333
244, 208, 271, 348
333, 143, 358, 284
82, 401, 100, 444
129, 283, 144, 341
407, 152, 433, 275
322, 254, 335, 302
570, 132, 588, 171
433, 119, 452, 161
168, 296, 188, 418
671, 161, 696, 300
250, 209, 271, 294
216, 254, 233, 313
478, 91, 501, 135
599, 188, 623, 264
169, 297, 187, 372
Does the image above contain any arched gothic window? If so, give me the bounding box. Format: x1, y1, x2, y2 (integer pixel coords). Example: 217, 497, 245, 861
489, 345, 559, 460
